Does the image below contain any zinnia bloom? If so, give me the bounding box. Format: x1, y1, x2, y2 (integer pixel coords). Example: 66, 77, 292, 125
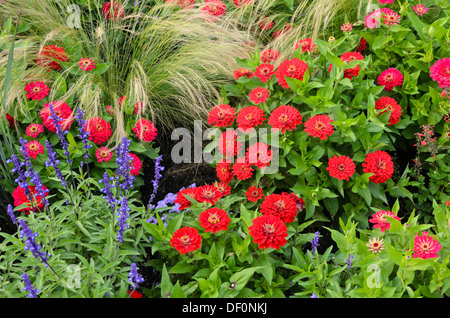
236, 106, 265, 133
377, 68, 404, 91
201, 0, 226, 21
96, 146, 114, 163
304, 114, 335, 140
260, 49, 280, 64
101, 1, 125, 20
246, 142, 272, 168
233, 67, 254, 80
218, 129, 243, 159
273, 24, 291, 38
255, 63, 275, 83
216, 161, 233, 183
249, 87, 269, 104
362, 150, 394, 183
340, 23, 353, 32
128, 153, 142, 176
24, 82, 50, 101
6, 113, 15, 127
366, 237, 385, 254
40, 101, 73, 132
364, 8, 393, 29
36, 45, 69, 70
170, 226, 202, 255
248, 214, 288, 249
375, 96, 402, 126
326, 155, 356, 181
214, 181, 231, 198
377, 0, 393, 3
412, 231, 442, 260
412, 4, 428, 16
208, 104, 236, 127
268, 105, 302, 133
430, 58, 450, 88
78, 57, 96, 71
127, 290, 143, 298
175, 187, 199, 210
26, 123, 44, 139
245, 186, 264, 202
132, 118, 158, 143
369, 210, 400, 232
340, 52, 364, 80
12, 185, 49, 214
24, 140, 44, 159
383, 11, 401, 26
195, 184, 221, 205
199, 207, 230, 233
233, 0, 252, 7
356, 38, 367, 53
258, 17, 274, 30
86, 117, 112, 144
276, 58, 309, 89
232, 161, 254, 180
293, 38, 317, 53
260, 193, 298, 223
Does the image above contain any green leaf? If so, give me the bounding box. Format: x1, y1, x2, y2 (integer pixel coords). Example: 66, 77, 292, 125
91, 62, 111, 75
229, 267, 263, 291
161, 264, 173, 298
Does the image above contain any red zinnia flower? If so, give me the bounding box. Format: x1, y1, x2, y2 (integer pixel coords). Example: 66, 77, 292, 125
304, 114, 335, 140
201, 0, 226, 21
364, 8, 393, 29
132, 118, 158, 143
233, 0, 252, 7
86, 117, 112, 144
377, 68, 404, 91
340, 52, 364, 80
40, 101, 74, 132
199, 207, 230, 233
369, 210, 400, 232
273, 24, 291, 38
249, 214, 288, 249
214, 181, 231, 198
78, 57, 96, 71
101, 1, 125, 20
268, 105, 302, 133
276, 58, 309, 89
232, 161, 254, 180
12, 185, 49, 214
196, 184, 221, 205
127, 290, 143, 298
245, 186, 264, 202
106, 105, 115, 115
260, 49, 280, 64
26, 123, 44, 139
356, 38, 367, 53
326, 155, 356, 181
96, 146, 114, 163
216, 161, 233, 183
24, 81, 50, 101
218, 129, 243, 159
430, 58, 450, 88
362, 150, 394, 184
208, 104, 236, 127
255, 63, 275, 83
293, 38, 317, 53
6, 113, 16, 127
129, 153, 142, 176
246, 142, 272, 168
340, 23, 353, 32
236, 106, 265, 133
165, 0, 195, 8
375, 96, 402, 126
412, 4, 428, 16
249, 87, 269, 105
233, 67, 254, 80
24, 140, 44, 159
260, 193, 298, 223
412, 231, 442, 260
36, 45, 69, 71
258, 17, 273, 30
383, 11, 401, 26
175, 187, 199, 210
170, 226, 202, 255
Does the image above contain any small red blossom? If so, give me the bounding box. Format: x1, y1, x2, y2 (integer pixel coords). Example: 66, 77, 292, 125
12, 185, 49, 214
232, 161, 254, 181
233, 0, 252, 7
356, 38, 367, 53
273, 24, 291, 38
129, 153, 142, 176
249, 214, 288, 249
216, 161, 233, 183
24, 81, 50, 101
196, 184, 221, 205
412, 232, 442, 260
293, 38, 317, 53
24, 140, 44, 159
96, 146, 114, 163
249, 87, 269, 105
36, 45, 69, 71
246, 142, 272, 168
6, 113, 16, 127
258, 17, 274, 30
199, 207, 230, 233
175, 188, 199, 210
375, 96, 402, 126
233, 67, 254, 80
340, 52, 364, 80
260, 193, 298, 223
245, 186, 264, 202
268, 105, 302, 133
260, 49, 280, 64
369, 210, 401, 232
377, 68, 404, 91
127, 290, 143, 298
40, 101, 74, 132
208, 104, 236, 127
170, 226, 202, 255
340, 23, 353, 32
383, 11, 401, 26
364, 8, 394, 29
362, 150, 394, 184
86, 117, 112, 144
78, 57, 96, 71
218, 129, 243, 159
214, 181, 231, 198
430, 58, 450, 88
236, 106, 265, 133
26, 123, 44, 139
201, 0, 226, 21
326, 155, 356, 181
132, 118, 158, 143
276, 58, 309, 89
412, 4, 428, 16
254, 63, 275, 83
304, 114, 335, 140
101, 1, 125, 21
